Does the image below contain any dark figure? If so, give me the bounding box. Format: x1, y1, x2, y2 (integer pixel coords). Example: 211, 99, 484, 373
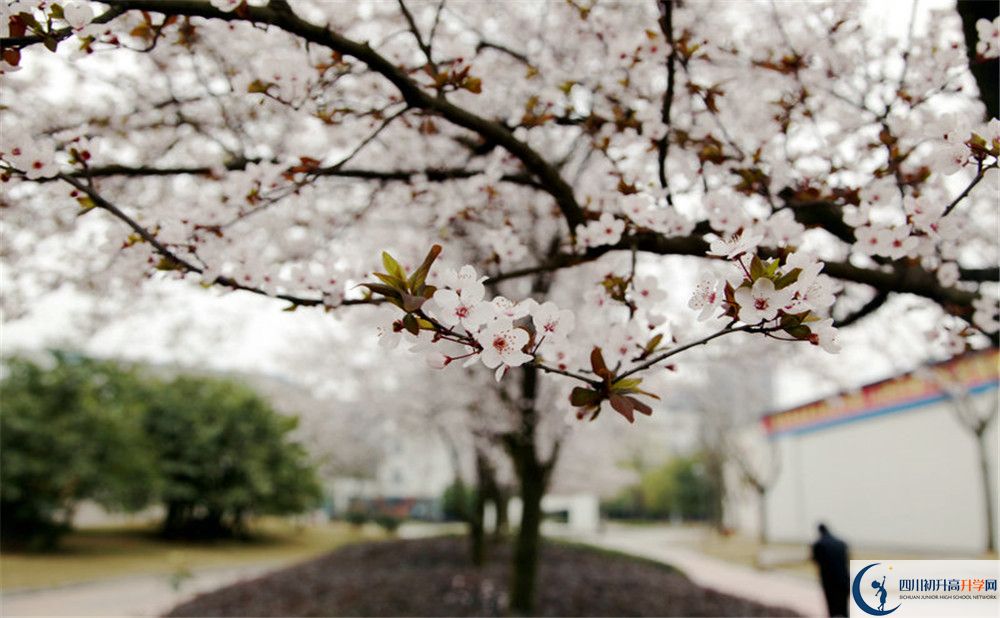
811, 523, 850, 617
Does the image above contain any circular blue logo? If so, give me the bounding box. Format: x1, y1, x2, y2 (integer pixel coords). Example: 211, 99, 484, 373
852, 562, 901, 616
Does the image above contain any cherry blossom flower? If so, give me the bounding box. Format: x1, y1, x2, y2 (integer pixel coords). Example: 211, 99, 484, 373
2, 135, 59, 180
491, 296, 531, 321
578, 212, 625, 248
708, 231, 763, 260
619, 194, 652, 224
875, 225, 919, 260
783, 255, 836, 314
733, 278, 794, 324
859, 180, 898, 209
210, 0, 243, 12
647, 208, 695, 237
438, 265, 487, 299
376, 319, 421, 351
929, 142, 969, 176
904, 195, 944, 232
530, 301, 575, 341
985, 118, 1000, 150
429, 287, 491, 330
937, 262, 960, 288
705, 193, 751, 234
853, 225, 883, 256
62, 1, 94, 30
976, 16, 1000, 59
485, 228, 528, 265
808, 318, 841, 353
762, 210, 805, 247
425, 351, 450, 369
929, 321, 968, 357
972, 294, 1000, 334
688, 276, 723, 321
476, 319, 532, 381
632, 276, 667, 307
841, 203, 871, 227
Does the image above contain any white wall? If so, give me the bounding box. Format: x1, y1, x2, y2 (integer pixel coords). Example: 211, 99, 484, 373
752, 390, 998, 553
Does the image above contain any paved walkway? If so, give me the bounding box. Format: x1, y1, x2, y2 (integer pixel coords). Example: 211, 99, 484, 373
1, 561, 282, 617
556, 524, 827, 617
0, 522, 461, 617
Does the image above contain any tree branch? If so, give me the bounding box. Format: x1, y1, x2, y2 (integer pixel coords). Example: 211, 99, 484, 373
655, 0, 677, 203
56, 174, 372, 310
92, 0, 586, 229
833, 289, 890, 328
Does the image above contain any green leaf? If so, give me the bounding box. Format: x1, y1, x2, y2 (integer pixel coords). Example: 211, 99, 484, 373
382, 251, 406, 281
784, 325, 811, 339
774, 267, 801, 290
402, 313, 420, 335
407, 244, 442, 294
247, 79, 272, 94
570, 387, 601, 407
76, 196, 97, 216
612, 377, 643, 392
155, 257, 180, 271
764, 258, 781, 277
360, 282, 402, 300
749, 255, 765, 280
373, 271, 407, 291
643, 333, 663, 354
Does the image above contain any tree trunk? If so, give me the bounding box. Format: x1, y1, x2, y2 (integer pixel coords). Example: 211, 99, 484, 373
957, 0, 999, 120
469, 452, 489, 567
503, 364, 553, 616
977, 430, 996, 553
757, 486, 768, 546
492, 487, 509, 542
511, 461, 545, 615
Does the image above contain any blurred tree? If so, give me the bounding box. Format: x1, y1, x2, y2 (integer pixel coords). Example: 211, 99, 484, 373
603, 454, 717, 521
142, 376, 321, 539
0, 354, 156, 549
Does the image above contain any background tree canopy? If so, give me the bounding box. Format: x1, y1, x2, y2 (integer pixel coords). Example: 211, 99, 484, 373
144, 375, 321, 539
0, 354, 321, 547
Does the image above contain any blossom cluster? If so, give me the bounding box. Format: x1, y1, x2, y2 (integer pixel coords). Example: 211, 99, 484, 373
691, 238, 841, 353
374, 258, 574, 382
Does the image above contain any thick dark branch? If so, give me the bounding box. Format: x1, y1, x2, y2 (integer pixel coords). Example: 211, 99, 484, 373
64, 161, 545, 190
960, 266, 1000, 282
95, 0, 586, 229
656, 0, 677, 202
491, 230, 980, 310
957, 0, 1000, 119
56, 174, 371, 310
833, 289, 890, 328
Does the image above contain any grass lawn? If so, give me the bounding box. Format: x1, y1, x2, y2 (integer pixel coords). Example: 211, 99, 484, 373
0, 520, 376, 591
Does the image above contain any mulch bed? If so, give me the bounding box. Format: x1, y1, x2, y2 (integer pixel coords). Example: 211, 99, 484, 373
166, 536, 801, 617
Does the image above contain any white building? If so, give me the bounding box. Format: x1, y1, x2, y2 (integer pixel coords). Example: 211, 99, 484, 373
728, 348, 999, 554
